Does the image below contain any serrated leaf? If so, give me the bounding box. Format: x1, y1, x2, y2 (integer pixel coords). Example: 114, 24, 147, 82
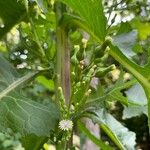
86, 79, 137, 108
0, 55, 60, 137
61, 0, 107, 41
90, 109, 136, 150
109, 42, 150, 133
0, 0, 28, 39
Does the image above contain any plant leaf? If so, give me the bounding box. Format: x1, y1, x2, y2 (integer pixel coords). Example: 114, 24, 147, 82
78, 121, 113, 150
113, 31, 137, 58
0, 0, 28, 39
89, 109, 136, 150
61, 0, 107, 41
117, 22, 132, 35
109, 42, 150, 132
131, 18, 150, 40
22, 135, 48, 150
0, 55, 60, 137
123, 83, 147, 119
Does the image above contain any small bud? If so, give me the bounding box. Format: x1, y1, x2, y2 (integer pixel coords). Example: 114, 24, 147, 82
82, 38, 88, 48
71, 55, 79, 65
95, 64, 116, 77
85, 89, 92, 96
111, 69, 120, 81
105, 36, 113, 44
111, 64, 116, 70
92, 65, 97, 69
105, 47, 110, 52
76, 103, 79, 106
74, 45, 80, 51
79, 64, 84, 70
71, 72, 75, 76
76, 82, 81, 87
123, 72, 131, 81
58, 86, 62, 92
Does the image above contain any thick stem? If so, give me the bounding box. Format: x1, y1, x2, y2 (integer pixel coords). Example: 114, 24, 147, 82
55, 2, 72, 149
55, 2, 71, 106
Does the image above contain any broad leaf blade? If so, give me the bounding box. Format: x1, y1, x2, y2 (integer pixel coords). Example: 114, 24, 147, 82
0, 55, 60, 137
61, 0, 107, 41
0, 0, 28, 39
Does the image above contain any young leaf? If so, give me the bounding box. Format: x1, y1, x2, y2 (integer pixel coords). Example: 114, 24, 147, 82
0, 55, 60, 137
60, 0, 107, 41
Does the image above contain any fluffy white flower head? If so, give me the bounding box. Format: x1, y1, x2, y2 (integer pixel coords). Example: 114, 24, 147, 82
59, 119, 73, 131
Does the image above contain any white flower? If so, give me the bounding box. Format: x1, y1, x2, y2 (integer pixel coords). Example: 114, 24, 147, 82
59, 119, 73, 131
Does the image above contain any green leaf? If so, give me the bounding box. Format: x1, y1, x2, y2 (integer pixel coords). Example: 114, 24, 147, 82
61, 0, 107, 41
0, 55, 60, 137
78, 121, 113, 150
125, 84, 147, 105
123, 84, 147, 119
117, 22, 132, 35
132, 43, 143, 53
106, 78, 135, 106
29, 0, 48, 13
131, 18, 150, 40
89, 109, 136, 150
86, 79, 137, 108
36, 76, 54, 91
22, 135, 48, 150
109, 42, 150, 132
113, 31, 137, 58
0, 0, 28, 39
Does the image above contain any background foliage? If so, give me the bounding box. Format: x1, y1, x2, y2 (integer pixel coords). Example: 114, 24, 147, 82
0, 0, 150, 149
